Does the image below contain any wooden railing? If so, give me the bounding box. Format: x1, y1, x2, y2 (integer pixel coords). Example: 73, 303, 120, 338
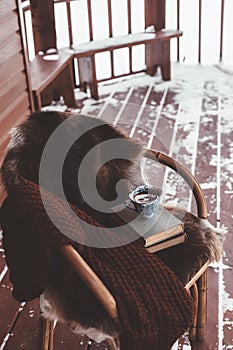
22, 0, 230, 65
167, 0, 226, 64
21, 0, 146, 82
21, 0, 231, 76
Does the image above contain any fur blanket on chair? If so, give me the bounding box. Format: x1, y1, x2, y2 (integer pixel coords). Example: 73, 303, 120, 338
1, 178, 195, 350
0, 111, 224, 349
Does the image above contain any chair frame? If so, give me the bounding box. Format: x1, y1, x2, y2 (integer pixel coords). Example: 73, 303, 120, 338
40, 149, 209, 349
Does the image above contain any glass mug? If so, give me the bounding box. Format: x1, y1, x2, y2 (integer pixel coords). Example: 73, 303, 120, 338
129, 185, 162, 219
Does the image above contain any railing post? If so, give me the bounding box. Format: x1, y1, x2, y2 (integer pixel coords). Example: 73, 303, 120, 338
198, 0, 202, 63
220, 0, 225, 62
144, 0, 170, 79
177, 0, 180, 62
30, 0, 57, 54
145, 0, 165, 31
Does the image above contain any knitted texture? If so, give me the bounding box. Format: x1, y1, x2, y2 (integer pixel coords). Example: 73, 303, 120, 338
1, 179, 194, 350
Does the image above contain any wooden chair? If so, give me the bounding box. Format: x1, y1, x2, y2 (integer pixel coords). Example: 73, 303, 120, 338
40, 149, 209, 349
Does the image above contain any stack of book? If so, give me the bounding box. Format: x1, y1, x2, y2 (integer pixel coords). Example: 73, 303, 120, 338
112, 204, 186, 253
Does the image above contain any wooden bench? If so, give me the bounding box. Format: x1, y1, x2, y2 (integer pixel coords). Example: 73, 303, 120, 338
29, 29, 182, 108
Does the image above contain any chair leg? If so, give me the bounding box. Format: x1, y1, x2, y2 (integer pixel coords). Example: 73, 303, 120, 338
40, 318, 54, 350
48, 320, 54, 349
196, 270, 208, 340
189, 282, 198, 341
105, 337, 118, 350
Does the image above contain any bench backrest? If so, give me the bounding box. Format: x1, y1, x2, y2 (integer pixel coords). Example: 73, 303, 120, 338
29, 0, 167, 53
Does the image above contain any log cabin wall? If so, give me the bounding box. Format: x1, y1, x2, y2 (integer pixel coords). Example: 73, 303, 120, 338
0, 0, 34, 203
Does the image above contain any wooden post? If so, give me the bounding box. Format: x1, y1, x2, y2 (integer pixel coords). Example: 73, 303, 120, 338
30, 1, 76, 109
31, 0, 57, 54
145, 0, 166, 31
146, 40, 171, 80
78, 56, 99, 100
145, 0, 171, 80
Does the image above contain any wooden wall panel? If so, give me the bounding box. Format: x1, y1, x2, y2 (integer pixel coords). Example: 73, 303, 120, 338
0, 73, 27, 115
0, 34, 22, 65
0, 11, 20, 40
0, 93, 30, 143
0, 110, 30, 154
0, 52, 25, 84
0, 0, 32, 204
0, 0, 17, 18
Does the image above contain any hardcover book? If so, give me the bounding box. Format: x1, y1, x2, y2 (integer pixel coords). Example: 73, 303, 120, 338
146, 232, 186, 253
112, 204, 185, 249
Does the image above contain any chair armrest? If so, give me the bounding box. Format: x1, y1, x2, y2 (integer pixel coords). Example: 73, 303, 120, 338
144, 149, 208, 219
59, 244, 118, 321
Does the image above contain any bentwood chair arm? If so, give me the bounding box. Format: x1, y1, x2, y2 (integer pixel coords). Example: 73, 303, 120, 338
59, 245, 118, 321
144, 149, 208, 219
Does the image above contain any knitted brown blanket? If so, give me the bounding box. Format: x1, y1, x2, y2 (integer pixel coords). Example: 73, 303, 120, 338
1, 178, 194, 350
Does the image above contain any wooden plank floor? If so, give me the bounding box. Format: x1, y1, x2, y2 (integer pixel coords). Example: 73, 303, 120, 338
0, 63, 232, 349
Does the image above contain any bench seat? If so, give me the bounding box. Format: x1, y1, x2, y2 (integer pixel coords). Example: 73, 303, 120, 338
29, 29, 183, 108
69, 30, 182, 56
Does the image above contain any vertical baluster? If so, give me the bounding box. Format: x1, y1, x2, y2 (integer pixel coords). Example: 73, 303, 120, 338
128, 0, 133, 73
177, 0, 180, 62
87, 0, 93, 41
107, 0, 114, 78
127, 0, 132, 33
108, 0, 113, 37
219, 0, 225, 62
66, 0, 73, 47
198, 0, 202, 63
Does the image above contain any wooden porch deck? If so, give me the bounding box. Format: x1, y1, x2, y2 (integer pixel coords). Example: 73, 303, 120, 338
0, 63, 232, 349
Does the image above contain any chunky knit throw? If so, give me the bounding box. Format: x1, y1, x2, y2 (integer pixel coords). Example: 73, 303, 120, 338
1, 178, 194, 350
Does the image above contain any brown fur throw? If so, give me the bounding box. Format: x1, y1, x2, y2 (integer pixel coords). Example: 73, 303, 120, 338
156, 205, 224, 283
0, 111, 224, 349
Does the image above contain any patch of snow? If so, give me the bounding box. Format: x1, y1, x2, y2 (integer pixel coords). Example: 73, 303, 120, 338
75, 91, 89, 100
43, 54, 59, 61
98, 72, 161, 95
42, 104, 67, 112
222, 287, 233, 313
145, 25, 156, 33
201, 182, 217, 190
